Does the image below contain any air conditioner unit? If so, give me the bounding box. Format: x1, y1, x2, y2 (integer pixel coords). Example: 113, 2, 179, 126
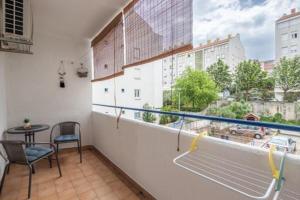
0, 0, 33, 53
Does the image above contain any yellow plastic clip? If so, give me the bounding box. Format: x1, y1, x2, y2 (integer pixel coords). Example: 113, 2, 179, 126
268, 145, 280, 180
189, 132, 207, 152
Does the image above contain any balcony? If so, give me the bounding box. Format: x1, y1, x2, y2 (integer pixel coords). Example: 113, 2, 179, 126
1, 108, 300, 200
0, 1, 300, 200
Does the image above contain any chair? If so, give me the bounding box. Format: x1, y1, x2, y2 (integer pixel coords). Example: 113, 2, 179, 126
50, 122, 82, 163
0, 140, 62, 199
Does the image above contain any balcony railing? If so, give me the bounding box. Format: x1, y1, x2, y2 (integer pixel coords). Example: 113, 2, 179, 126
93, 104, 300, 132
92, 104, 300, 200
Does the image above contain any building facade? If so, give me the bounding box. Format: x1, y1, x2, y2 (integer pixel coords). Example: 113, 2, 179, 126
93, 60, 163, 120
260, 60, 275, 74
275, 8, 300, 61
162, 34, 245, 90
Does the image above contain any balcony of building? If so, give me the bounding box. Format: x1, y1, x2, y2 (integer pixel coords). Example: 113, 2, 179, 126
0, 1, 300, 200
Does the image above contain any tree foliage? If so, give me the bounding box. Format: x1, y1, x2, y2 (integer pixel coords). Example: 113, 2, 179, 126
257, 76, 275, 101
235, 60, 267, 101
159, 106, 179, 125
142, 103, 156, 123
174, 68, 219, 110
208, 101, 252, 119
207, 59, 232, 91
272, 56, 300, 101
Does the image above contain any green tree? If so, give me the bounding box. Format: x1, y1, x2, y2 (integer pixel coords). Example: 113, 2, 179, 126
257, 76, 275, 101
174, 68, 219, 110
235, 60, 267, 101
207, 101, 251, 119
159, 106, 179, 125
272, 56, 300, 101
207, 59, 232, 92
142, 103, 156, 123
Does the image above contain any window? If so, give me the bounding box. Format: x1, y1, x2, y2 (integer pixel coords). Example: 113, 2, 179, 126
104, 64, 108, 69
122, 110, 125, 114
292, 32, 298, 39
134, 89, 140, 98
290, 45, 297, 53
134, 112, 141, 119
281, 33, 288, 42
281, 47, 288, 55
104, 88, 108, 93
4, 0, 24, 35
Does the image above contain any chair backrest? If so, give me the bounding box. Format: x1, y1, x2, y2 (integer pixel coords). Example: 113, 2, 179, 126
0, 140, 27, 164
59, 122, 76, 135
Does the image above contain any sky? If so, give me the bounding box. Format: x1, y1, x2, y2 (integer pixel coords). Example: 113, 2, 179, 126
193, 0, 300, 61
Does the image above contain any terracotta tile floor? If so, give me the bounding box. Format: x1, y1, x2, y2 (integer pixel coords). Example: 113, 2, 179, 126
0, 149, 146, 200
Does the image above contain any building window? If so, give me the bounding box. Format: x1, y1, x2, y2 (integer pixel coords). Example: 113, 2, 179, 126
290, 45, 297, 53
134, 89, 140, 98
292, 32, 298, 39
134, 112, 141, 119
121, 88, 125, 93
281, 33, 288, 42
104, 64, 108, 69
122, 110, 125, 114
104, 88, 108, 93
281, 47, 288, 55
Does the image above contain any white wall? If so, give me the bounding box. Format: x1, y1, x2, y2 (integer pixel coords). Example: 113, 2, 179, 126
4, 32, 93, 146
0, 52, 7, 139
0, 52, 7, 180
92, 111, 300, 200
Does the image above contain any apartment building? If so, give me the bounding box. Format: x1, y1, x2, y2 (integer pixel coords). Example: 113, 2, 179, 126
93, 60, 163, 120
275, 8, 300, 61
260, 60, 275, 74
162, 34, 246, 90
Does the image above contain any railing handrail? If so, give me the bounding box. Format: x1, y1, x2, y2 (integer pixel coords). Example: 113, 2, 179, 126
93, 104, 300, 133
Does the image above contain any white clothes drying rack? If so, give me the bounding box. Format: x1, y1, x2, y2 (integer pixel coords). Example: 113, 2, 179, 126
173, 132, 300, 200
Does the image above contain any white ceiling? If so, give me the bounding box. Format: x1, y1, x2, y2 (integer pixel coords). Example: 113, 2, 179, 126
32, 0, 129, 40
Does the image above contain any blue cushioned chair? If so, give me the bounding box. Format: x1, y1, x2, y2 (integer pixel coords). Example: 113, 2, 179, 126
0, 140, 62, 199
50, 122, 82, 163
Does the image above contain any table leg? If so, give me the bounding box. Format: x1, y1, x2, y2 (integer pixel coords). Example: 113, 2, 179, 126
25, 134, 28, 147
33, 132, 35, 143
29, 133, 32, 143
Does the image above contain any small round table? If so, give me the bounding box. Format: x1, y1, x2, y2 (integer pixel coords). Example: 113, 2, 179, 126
6, 124, 50, 144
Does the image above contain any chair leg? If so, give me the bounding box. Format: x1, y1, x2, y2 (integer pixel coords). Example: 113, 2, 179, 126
77, 141, 80, 153
0, 164, 9, 193
54, 151, 62, 177
27, 165, 32, 199
48, 156, 52, 168
32, 165, 35, 174
6, 164, 10, 174
79, 140, 82, 163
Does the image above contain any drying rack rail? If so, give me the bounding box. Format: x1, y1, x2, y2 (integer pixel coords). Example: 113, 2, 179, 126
173, 133, 300, 200
174, 150, 276, 199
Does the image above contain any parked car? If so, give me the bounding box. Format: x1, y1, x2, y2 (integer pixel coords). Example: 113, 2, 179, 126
267, 136, 297, 153
229, 125, 265, 139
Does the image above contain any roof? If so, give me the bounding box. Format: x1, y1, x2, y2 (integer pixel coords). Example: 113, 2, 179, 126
277, 10, 300, 22
244, 113, 260, 121
194, 38, 230, 51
